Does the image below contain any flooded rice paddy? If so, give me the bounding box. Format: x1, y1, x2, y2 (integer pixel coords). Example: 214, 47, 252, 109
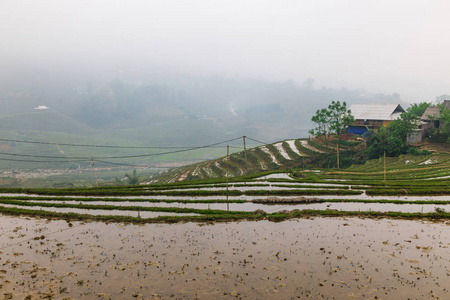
2, 193, 449, 202
1, 172, 448, 298
0, 215, 448, 299
254, 173, 294, 180
16, 199, 450, 214
0, 203, 201, 218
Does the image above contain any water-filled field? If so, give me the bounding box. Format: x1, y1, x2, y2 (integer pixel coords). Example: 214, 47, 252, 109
1, 157, 449, 298
1, 216, 449, 299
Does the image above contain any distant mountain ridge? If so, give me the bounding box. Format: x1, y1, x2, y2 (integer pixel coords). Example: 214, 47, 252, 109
1, 73, 405, 142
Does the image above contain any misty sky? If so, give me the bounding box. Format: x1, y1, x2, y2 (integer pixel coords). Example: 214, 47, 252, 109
1, 0, 449, 102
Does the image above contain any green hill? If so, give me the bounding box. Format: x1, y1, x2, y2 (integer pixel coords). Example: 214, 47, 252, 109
0, 114, 249, 174
0, 111, 95, 134
153, 138, 334, 183
152, 138, 450, 184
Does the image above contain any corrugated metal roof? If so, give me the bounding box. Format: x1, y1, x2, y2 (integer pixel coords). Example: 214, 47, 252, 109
349, 104, 405, 121
443, 100, 450, 109
421, 107, 440, 120
390, 112, 402, 120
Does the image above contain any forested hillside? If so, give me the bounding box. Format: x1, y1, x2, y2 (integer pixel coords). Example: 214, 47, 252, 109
1, 71, 404, 138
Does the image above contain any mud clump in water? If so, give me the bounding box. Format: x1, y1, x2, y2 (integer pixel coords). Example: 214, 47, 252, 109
0, 215, 448, 299
253, 196, 322, 204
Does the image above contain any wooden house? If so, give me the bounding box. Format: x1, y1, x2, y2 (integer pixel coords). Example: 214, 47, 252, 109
348, 103, 405, 136
420, 100, 450, 134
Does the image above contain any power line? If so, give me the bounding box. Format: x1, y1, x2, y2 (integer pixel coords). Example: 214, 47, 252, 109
245, 137, 269, 145
95, 160, 171, 169
0, 138, 243, 149
0, 136, 266, 165
0, 157, 179, 169
0, 152, 91, 160
0, 137, 244, 160
0, 157, 89, 163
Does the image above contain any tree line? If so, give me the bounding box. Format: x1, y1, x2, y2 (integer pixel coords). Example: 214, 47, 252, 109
309, 98, 450, 162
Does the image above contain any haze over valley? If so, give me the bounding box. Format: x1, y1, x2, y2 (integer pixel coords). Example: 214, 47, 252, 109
1, 0, 449, 182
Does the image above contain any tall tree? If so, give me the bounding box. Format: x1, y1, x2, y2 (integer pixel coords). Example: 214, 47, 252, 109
366, 126, 408, 159
388, 111, 418, 142
124, 169, 141, 185
366, 111, 420, 159
327, 101, 355, 137
309, 108, 331, 144
309, 101, 354, 143
437, 102, 450, 142
406, 102, 431, 118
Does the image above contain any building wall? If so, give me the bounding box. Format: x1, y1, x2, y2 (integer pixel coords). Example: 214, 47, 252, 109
407, 129, 422, 144
353, 119, 392, 129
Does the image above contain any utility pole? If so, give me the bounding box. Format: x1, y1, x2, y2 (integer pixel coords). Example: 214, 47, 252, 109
302, 156, 305, 177
226, 145, 229, 211
91, 156, 98, 187
337, 143, 340, 169
383, 151, 386, 184
243, 136, 248, 174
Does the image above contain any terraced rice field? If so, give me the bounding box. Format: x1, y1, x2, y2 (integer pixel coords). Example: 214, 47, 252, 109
0, 152, 449, 298
155, 138, 332, 183
0, 152, 449, 220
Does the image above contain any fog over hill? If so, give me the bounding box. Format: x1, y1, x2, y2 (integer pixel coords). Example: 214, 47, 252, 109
0, 70, 404, 141
2, 0, 449, 178
2, 1, 450, 101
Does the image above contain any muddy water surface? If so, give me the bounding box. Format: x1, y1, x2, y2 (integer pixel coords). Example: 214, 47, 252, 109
2, 193, 449, 202
0, 216, 449, 299
0, 203, 200, 218
20, 200, 448, 214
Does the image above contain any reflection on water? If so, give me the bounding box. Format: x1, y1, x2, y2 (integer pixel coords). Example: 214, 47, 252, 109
18, 200, 447, 214
2, 192, 448, 202
0, 216, 448, 299
254, 173, 293, 180
0, 203, 200, 218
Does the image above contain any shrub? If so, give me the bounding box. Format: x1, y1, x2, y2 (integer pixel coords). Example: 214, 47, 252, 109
407, 147, 432, 156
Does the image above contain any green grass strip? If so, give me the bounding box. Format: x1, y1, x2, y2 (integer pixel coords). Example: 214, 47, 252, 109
0, 206, 260, 223
253, 198, 450, 205
0, 188, 362, 197
244, 189, 362, 196
324, 199, 450, 205
0, 206, 448, 224
291, 209, 450, 220
0, 199, 252, 215
0, 188, 244, 197
0, 196, 246, 204
5, 196, 449, 206
366, 188, 450, 196
272, 184, 350, 189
